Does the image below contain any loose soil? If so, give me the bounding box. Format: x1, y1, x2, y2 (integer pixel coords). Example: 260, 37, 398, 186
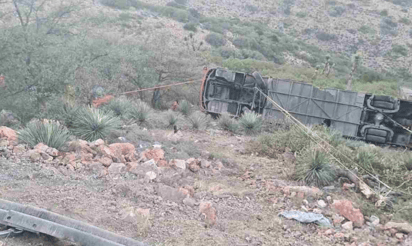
0, 129, 409, 246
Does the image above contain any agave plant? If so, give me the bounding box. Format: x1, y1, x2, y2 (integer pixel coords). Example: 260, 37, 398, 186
129, 100, 152, 124
164, 110, 181, 128
101, 98, 134, 120
179, 100, 191, 117
18, 121, 71, 150
188, 111, 211, 130
218, 112, 238, 133
296, 150, 336, 187
70, 107, 122, 141
239, 111, 262, 135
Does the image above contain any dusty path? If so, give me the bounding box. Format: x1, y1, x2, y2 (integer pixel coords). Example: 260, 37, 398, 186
0, 129, 406, 246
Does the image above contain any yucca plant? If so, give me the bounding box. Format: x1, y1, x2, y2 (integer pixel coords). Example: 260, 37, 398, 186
129, 100, 152, 124
18, 121, 71, 150
164, 110, 181, 128
101, 98, 133, 120
239, 111, 262, 135
218, 113, 238, 133
70, 107, 122, 141
179, 100, 191, 117
296, 150, 336, 187
188, 111, 211, 130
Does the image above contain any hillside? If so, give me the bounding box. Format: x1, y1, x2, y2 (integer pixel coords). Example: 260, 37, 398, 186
1, 1, 412, 245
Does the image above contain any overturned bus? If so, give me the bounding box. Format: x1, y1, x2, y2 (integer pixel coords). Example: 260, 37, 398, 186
200, 67, 412, 147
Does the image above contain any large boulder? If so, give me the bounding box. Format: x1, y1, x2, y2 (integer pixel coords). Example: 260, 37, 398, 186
384, 222, 412, 234
109, 143, 137, 162
332, 200, 364, 227
0, 127, 17, 143
141, 148, 165, 163
199, 202, 217, 226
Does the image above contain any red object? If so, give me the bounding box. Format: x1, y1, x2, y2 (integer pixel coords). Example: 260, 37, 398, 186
92, 95, 114, 108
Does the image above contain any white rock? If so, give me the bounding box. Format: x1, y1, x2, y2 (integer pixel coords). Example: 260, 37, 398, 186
313, 208, 322, 214
173, 159, 186, 170
317, 200, 327, 208
145, 171, 157, 181
342, 221, 353, 231
370, 215, 380, 226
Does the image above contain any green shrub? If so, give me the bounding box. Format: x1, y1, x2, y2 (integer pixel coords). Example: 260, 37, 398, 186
102, 98, 134, 120
358, 25, 376, 35
164, 110, 181, 128
183, 22, 197, 32
380, 9, 389, 16
205, 33, 227, 47
70, 107, 122, 141
218, 113, 238, 133
380, 17, 398, 36
316, 32, 337, 41
329, 6, 345, 17
296, 149, 336, 187
399, 17, 411, 25
178, 100, 191, 116
239, 112, 262, 135
390, 44, 409, 57
187, 111, 211, 130
128, 100, 152, 124
100, 0, 131, 9
18, 121, 70, 150
296, 12, 307, 18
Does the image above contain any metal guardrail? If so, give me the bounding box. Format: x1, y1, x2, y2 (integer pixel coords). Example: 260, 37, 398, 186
0, 199, 148, 246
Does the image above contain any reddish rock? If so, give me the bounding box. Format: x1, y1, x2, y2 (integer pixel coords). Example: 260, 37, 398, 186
157, 160, 169, 167
69, 140, 96, 155
81, 153, 94, 165
99, 157, 113, 167
62, 153, 76, 167
109, 143, 136, 162
13, 145, 25, 155
199, 202, 217, 226
187, 158, 200, 172
334, 232, 345, 238
200, 159, 211, 168
92, 95, 114, 108
343, 183, 355, 191
0, 127, 16, 143
179, 185, 194, 197
108, 163, 126, 175
332, 200, 364, 227
324, 229, 334, 235
214, 161, 224, 171
34, 143, 49, 153
41, 152, 53, 161
170, 159, 186, 170
141, 148, 164, 163
98, 145, 115, 159
90, 139, 105, 148
45, 147, 59, 157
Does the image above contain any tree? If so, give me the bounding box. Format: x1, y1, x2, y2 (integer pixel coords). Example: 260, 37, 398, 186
346, 52, 362, 90
142, 31, 205, 107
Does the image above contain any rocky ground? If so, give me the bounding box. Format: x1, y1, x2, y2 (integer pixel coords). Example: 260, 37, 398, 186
0, 126, 411, 246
